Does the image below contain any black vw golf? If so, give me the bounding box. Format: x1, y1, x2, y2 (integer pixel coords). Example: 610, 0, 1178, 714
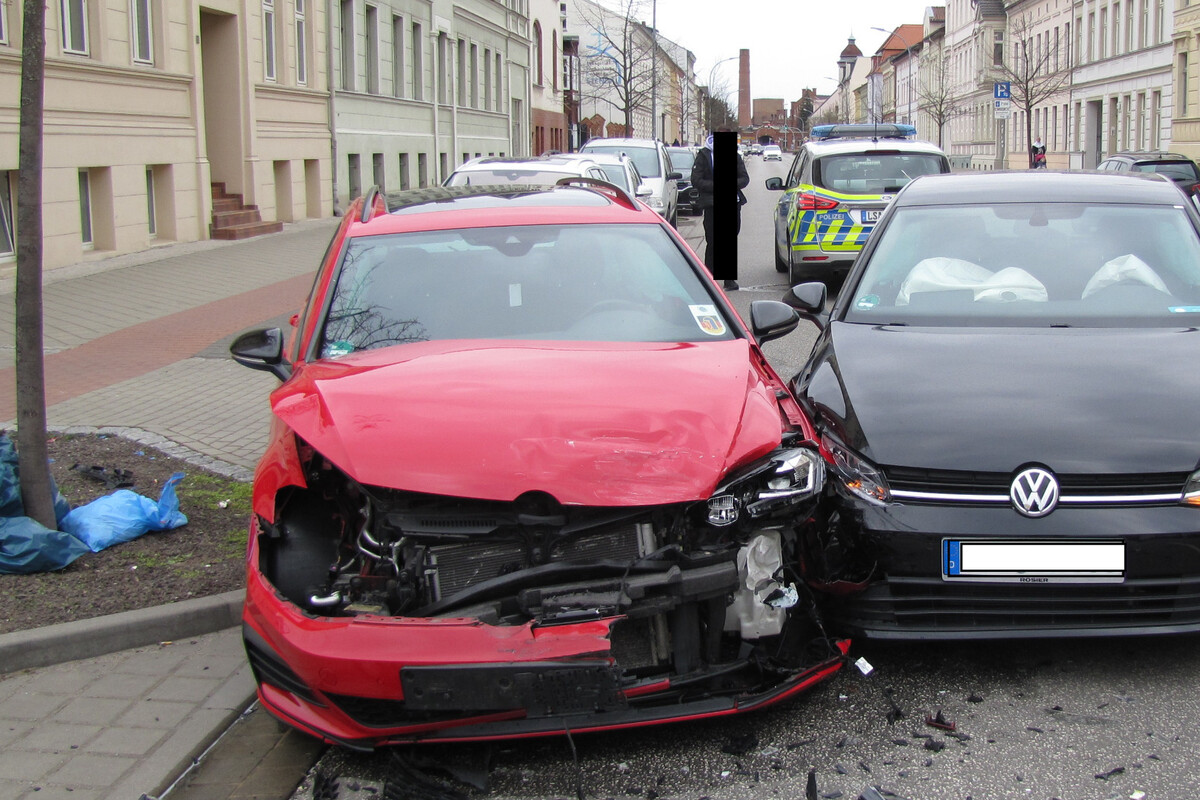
788, 171, 1200, 639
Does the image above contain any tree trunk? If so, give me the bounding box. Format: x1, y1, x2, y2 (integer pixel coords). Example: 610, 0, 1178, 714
15, 0, 56, 529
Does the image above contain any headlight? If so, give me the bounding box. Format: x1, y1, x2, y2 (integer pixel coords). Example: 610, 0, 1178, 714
647, 196, 665, 209
1184, 469, 1200, 506
820, 432, 891, 505
706, 447, 825, 526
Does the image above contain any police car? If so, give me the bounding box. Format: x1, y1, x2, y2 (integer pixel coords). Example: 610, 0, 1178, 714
766, 124, 950, 286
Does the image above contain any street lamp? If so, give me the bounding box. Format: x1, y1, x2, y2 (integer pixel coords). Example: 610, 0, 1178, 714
871, 26, 915, 126
705, 55, 739, 133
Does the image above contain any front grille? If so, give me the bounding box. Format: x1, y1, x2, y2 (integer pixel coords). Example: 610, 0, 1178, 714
426, 523, 643, 600
886, 466, 1188, 505
836, 575, 1200, 634
244, 638, 324, 706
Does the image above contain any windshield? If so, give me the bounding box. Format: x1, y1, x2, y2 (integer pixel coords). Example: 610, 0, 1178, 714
845, 203, 1200, 328
814, 153, 947, 194
582, 145, 661, 178
319, 224, 733, 356
446, 169, 582, 186
667, 149, 696, 170
596, 164, 633, 192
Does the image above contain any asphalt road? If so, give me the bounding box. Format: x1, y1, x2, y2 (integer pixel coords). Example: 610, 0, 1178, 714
284, 157, 1200, 800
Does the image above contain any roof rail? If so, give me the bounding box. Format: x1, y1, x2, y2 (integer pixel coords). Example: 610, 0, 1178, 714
359, 185, 386, 223
810, 123, 917, 142
553, 176, 637, 210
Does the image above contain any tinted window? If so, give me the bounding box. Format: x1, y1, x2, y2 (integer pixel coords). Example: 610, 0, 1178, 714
846, 203, 1200, 327
813, 153, 947, 193
582, 144, 661, 178
321, 224, 732, 354
1131, 161, 1200, 182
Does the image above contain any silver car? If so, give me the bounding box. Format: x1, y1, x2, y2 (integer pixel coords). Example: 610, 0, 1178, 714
580, 138, 681, 226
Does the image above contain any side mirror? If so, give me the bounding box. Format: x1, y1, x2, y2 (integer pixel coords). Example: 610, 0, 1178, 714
784, 282, 829, 326
231, 327, 292, 381
636, 184, 654, 197
749, 300, 800, 344
667, 171, 682, 180
765, 177, 784, 191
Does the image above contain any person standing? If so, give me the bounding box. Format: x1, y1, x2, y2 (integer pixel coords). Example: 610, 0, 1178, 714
1031, 137, 1047, 169
691, 129, 749, 290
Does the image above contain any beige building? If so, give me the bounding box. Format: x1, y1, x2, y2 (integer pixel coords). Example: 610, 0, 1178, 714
330, 0, 530, 207
531, 0, 567, 155
1172, 0, 1200, 161
1001, 0, 1074, 170
0, 0, 333, 275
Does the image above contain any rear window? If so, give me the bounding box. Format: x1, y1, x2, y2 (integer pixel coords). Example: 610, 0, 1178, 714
813, 152, 948, 194
582, 145, 661, 178
446, 168, 581, 186
667, 149, 696, 170
1131, 161, 1200, 182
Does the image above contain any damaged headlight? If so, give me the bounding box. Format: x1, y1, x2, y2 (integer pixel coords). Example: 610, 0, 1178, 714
1183, 468, 1200, 506
820, 432, 890, 505
707, 447, 825, 526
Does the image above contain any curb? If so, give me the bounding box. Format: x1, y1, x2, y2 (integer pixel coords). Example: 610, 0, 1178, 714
0, 589, 244, 674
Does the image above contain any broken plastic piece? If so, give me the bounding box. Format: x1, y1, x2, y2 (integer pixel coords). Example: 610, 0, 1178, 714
70, 463, 135, 489
764, 584, 800, 609
854, 656, 874, 676
925, 710, 955, 731
966, 693, 984, 703
923, 739, 945, 752
1131, 792, 1146, 800
1095, 767, 1126, 780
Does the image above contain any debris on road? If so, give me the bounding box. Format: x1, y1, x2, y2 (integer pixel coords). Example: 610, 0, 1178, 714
925, 709, 955, 731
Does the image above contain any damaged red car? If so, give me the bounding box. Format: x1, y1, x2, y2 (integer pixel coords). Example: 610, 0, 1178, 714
230, 181, 847, 748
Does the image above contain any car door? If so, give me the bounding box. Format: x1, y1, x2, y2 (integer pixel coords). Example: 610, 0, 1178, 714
661, 147, 678, 219
776, 151, 808, 258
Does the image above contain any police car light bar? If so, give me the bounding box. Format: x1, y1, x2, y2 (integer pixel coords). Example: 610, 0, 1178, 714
810, 123, 917, 141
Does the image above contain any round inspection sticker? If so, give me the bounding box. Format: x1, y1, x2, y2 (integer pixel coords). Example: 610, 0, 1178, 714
689, 304, 727, 336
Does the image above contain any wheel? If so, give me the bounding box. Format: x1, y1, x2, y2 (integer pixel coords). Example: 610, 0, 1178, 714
774, 241, 788, 273
787, 246, 804, 286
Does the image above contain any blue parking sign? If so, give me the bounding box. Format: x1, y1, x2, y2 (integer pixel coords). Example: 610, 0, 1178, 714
994, 82, 1011, 100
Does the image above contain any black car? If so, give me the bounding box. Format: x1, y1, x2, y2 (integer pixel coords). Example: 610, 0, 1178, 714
666, 146, 700, 215
1097, 151, 1200, 198
787, 170, 1200, 640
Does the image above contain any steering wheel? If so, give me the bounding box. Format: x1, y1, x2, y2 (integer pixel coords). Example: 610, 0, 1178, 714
582, 299, 645, 316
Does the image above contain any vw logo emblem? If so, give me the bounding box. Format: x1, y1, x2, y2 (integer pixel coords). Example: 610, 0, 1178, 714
1010, 467, 1059, 517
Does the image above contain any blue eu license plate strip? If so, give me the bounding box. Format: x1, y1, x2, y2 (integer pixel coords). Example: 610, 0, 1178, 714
942, 539, 1124, 583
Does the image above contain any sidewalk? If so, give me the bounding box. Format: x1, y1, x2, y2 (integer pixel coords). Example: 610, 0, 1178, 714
0, 217, 338, 800
0, 211, 707, 800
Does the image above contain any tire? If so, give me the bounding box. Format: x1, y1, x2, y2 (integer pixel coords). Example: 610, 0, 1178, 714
787, 246, 804, 286
774, 241, 788, 273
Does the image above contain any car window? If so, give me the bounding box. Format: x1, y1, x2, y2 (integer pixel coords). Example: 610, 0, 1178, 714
667, 149, 696, 171
845, 203, 1200, 327
583, 145, 661, 178
787, 151, 808, 189
319, 224, 734, 355
596, 164, 632, 191
1132, 161, 1200, 181
446, 168, 582, 186
813, 153, 947, 193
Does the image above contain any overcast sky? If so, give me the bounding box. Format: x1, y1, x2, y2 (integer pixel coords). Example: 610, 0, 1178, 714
628, 0, 936, 102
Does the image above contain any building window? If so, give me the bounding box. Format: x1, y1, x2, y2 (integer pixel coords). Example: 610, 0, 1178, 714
263, 0, 276, 81
296, 0, 308, 85
347, 153, 361, 199
0, 1, 8, 45
340, 0, 355, 91
1181, 53, 1189, 117
495, 52, 502, 109
1142, 0, 1150, 49
1158, 0, 1165, 44
533, 21, 542, 86
398, 153, 410, 189
484, 47, 492, 108
470, 43, 478, 107
145, 167, 156, 236
1125, 1, 1133, 52
0, 172, 13, 258
457, 38, 466, 105
552, 31, 558, 91
372, 153, 384, 192
437, 32, 448, 103
130, 0, 152, 64
993, 31, 1003, 67
1151, 90, 1162, 149
411, 22, 423, 101
61, 0, 89, 55
78, 169, 93, 248
392, 15, 404, 97
417, 152, 428, 188
366, 5, 379, 94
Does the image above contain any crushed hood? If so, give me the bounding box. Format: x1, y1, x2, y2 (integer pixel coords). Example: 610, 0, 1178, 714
270, 340, 784, 505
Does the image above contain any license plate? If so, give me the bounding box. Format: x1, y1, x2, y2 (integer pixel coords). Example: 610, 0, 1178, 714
942, 539, 1125, 583
859, 209, 883, 223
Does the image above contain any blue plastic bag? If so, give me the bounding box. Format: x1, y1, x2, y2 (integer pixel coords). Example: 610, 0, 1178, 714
61, 472, 188, 552
0, 433, 85, 574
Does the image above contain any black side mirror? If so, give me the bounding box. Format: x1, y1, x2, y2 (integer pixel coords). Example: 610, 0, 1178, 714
784, 283, 828, 327
667, 171, 682, 180
749, 300, 800, 344
765, 177, 784, 191
231, 327, 292, 381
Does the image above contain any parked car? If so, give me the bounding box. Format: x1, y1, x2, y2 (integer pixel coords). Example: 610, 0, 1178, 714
560, 151, 649, 200
444, 154, 610, 187
762, 145, 783, 161
787, 170, 1200, 640
230, 181, 847, 747
766, 123, 950, 287
581, 137, 681, 225
1097, 151, 1200, 199
666, 145, 700, 215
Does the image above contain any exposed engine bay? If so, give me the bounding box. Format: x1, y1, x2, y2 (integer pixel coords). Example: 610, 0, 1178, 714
254, 435, 842, 706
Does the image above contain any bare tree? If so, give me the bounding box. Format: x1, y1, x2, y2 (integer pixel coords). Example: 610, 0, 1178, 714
916, 46, 961, 150
15, 0, 56, 529
998, 14, 1072, 167
577, 0, 656, 137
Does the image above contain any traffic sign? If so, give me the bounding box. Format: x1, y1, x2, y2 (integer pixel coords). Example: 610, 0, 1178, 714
994, 99, 1011, 119
994, 82, 1011, 100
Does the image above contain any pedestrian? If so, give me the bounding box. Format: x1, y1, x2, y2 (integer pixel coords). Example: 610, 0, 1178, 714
691, 128, 749, 290
1031, 137, 1047, 169
671, 138, 680, 147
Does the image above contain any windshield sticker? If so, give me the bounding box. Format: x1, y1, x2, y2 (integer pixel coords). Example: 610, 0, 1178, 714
1169, 306, 1200, 314
325, 340, 354, 358
855, 294, 880, 310
509, 283, 523, 307
689, 304, 727, 336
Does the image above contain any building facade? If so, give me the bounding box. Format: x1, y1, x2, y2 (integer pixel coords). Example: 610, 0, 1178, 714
0, 0, 332, 274
1173, 0, 1200, 160
531, 0, 567, 155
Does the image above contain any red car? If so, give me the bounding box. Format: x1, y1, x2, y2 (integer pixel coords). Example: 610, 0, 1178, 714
230, 180, 847, 748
